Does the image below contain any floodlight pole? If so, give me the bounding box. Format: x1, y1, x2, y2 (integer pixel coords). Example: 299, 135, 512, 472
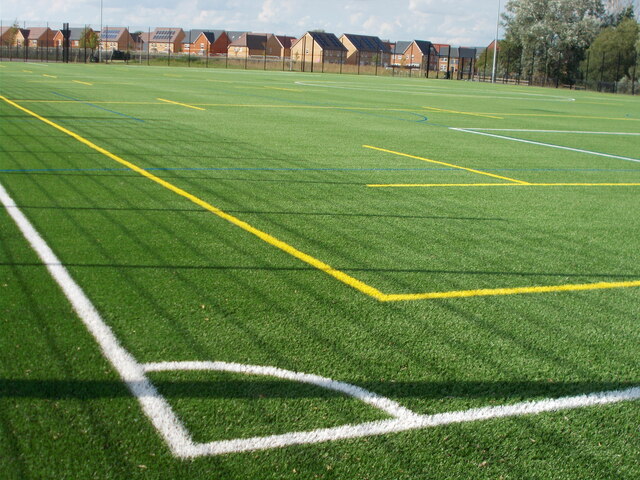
491, 0, 500, 83
99, 0, 103, 62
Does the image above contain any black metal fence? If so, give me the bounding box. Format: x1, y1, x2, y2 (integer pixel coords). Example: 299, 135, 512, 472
1, 23, 637, 95
476, 46, 639, 94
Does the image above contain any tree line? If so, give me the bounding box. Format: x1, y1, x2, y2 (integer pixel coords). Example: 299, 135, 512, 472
478, 0, 639, 91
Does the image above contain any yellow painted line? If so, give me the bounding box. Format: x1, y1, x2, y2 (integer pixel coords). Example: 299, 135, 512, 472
0, 95, 384, 301
43, 74, 57, 78
379, 280, 640, 301
363, 145, 530, 184
423, 106, 503, 120
157, 98, 205, 111
22, 69, 33, 73
72, 80, 93, 86
367, 183, 640, 188
163, 74, 182, 78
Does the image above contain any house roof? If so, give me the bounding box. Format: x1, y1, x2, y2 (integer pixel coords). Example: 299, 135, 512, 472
229, 33, 269, 49
101, 27, 129, 41
341, 33, 391, 53
391, 41, 412, 54
276, 35, 296, 49
303, 31, 347, 51
182, 30, 205, 43
150, 27, 183, 43
413, 40, 436, 56
226, 31, 248, 43
25, 27, 51, 39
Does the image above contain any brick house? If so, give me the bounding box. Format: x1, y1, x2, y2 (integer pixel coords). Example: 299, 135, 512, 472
188, 30, 230, 56
390, 41, 411, 66
339, 33, 391, 65
227, 33, 281, 57
148, 27, 185, 53
290, 31, 347, 64
403, 40, 438, 70
275, 35, 296, 58
0, 26, 27, 46
100, 27, 134, 51
53, 27, 95, 48
25, 27, 55, 48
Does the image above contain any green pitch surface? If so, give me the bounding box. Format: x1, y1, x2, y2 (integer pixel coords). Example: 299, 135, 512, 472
1, 62, 639, 478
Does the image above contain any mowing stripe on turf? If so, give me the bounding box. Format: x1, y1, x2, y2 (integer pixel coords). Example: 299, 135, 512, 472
3, 95, 638, 303
422, 106, 503, 119
0, 95, 385, 301
3, 181, 639, 458
157, 97, 206, 110
363, 145, 530, 184
451, 128, 640, 164
0, 181, 195, 458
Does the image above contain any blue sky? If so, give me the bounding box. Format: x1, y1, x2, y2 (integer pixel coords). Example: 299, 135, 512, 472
1, 0, 504, 46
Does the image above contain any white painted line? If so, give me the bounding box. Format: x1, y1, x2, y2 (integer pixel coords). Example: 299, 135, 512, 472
143, 361, 419, 420
184, 385, 640, 457
451, 128, 640, 164
0, 181, 197, 458
3, 179, 640, 458
460, 129, 640, 136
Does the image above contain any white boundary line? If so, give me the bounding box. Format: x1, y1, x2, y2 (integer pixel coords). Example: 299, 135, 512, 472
458, 129, 640, 136
451, 128, 640, 164
3, 179, 640, 458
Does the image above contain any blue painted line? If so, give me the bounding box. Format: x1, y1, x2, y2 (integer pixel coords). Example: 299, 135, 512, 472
52, 92, 144, 122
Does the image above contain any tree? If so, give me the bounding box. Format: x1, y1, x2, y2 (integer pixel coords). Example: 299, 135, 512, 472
581, 17, 639, 88
78, 27, 98, 53
502, 0, 605, 84
2, 21, 20, 47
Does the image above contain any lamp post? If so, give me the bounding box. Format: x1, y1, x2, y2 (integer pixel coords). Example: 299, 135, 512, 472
491, 0, 500, 83
99, 0, 103, 62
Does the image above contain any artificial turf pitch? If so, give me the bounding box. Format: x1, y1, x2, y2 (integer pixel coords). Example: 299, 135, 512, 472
1, 61, 639, 478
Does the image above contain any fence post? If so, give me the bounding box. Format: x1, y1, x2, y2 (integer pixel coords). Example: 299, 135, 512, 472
584, 50, 590, 90
599, 51, 605, 92
632, 61, 637, 95
614, 51, 621, 93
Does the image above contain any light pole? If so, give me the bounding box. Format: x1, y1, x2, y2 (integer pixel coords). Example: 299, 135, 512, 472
491, 0, 500, 83
99, 0, 103, 62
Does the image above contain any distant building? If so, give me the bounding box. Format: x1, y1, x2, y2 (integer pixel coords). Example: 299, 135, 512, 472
25, 27, 55, 48
100, 27, 134, 51
53, 27, 94, 48
403, 40, 438, 70
290, 31, 348, 64
187, 30, 230, 56
227, 33, 281, 57
339, 33, 391, 65
148, 27, 185, 53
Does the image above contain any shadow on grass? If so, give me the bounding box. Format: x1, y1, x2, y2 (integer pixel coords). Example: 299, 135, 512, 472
1, 379, 637, 401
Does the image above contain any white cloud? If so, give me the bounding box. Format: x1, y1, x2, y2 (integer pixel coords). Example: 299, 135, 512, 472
1, 0, 502, 46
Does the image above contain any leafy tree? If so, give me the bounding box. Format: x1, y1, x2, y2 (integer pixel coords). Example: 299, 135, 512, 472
3, 21, 20, 47
79, 27, 98, 53
502, 0, 605, 84
581, 17, 639, 88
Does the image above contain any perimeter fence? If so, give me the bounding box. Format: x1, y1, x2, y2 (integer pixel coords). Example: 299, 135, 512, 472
1, 22, 637, 94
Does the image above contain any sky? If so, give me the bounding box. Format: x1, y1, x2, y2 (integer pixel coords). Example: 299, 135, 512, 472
0, 0, 504, 47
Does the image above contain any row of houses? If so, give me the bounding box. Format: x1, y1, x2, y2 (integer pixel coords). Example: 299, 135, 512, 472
0, 25, 480, 71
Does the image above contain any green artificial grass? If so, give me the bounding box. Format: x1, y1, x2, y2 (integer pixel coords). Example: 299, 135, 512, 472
1, 61, 639, 479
